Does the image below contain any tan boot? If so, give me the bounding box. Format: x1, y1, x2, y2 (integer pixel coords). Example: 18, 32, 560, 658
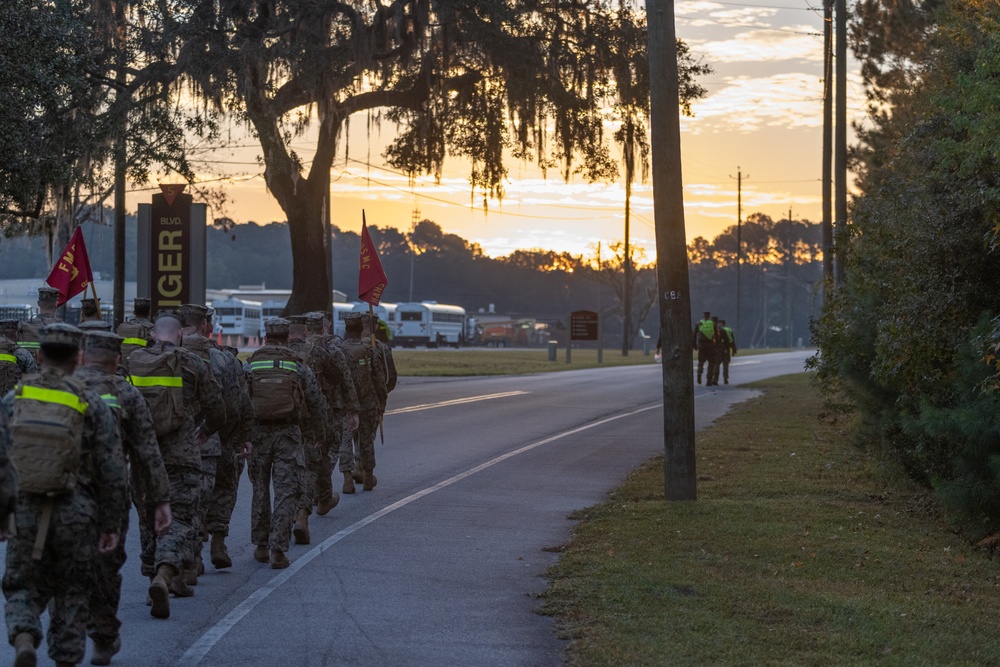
352, 469, 364, 484
13, 632, 35, 667
90, 636, 121, 666
182, 561, 198, 587
253, 545, 269, 563
342, 471, 356, 494
170, 564, 194, 598
316, 492, 340, 516
270, 549, 290, 569
210, 533, 232, 569
363, 468, 377, 491
149, 565, 175, 619
293, 509, 310, 545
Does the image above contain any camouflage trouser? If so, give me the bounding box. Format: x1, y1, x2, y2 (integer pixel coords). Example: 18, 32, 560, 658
250, 424, 304, 552
336, 411, 356, 473
4, 496, 98, 664
354, 409, 379, 472
88, 509, 130, 644
206, 440, 244, 536
697, 344, 713, 380
139, 465, 200, 577
299, 413, 340, 514
721, 350, 732, 382
189, 453, 218, 562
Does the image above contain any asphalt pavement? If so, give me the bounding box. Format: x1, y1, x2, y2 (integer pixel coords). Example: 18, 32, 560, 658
9, 350, 813, 666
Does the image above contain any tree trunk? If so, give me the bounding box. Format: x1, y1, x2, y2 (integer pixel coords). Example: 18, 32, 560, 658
282, 174, 334, 315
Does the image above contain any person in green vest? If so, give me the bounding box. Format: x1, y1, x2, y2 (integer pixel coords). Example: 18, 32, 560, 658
719, 318, 737, 385
692, 311, 715, 385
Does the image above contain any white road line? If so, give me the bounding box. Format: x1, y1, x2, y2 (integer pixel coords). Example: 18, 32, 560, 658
180, 401, 662, 665
384, 390, 528, 415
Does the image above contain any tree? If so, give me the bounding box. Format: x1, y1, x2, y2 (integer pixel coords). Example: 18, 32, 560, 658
176, 1, 709, 315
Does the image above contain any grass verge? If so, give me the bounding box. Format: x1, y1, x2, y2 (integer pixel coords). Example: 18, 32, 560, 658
541, 373, 1000, 666
393, 347, 796, 377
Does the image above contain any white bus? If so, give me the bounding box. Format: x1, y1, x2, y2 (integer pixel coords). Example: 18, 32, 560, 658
394, 302, 466, 347
211, 298, 262, 343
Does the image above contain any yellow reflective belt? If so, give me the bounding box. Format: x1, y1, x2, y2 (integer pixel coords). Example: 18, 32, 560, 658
19, 342, 39, 349
100, 393, 121, 410
16, 385, 88, 414
0, 353, 15, 363
122, 338, 147, 347
129, 376, 183, 388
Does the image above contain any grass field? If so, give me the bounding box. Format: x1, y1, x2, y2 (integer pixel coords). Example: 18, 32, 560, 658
541, 374, 1000, 666
392, 347, 797, 377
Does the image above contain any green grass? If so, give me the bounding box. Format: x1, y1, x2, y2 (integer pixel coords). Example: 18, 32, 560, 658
542, 374, 1000, 666
393, 347, 800, 377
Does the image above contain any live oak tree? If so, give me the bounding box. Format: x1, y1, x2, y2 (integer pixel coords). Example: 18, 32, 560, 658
177, 0, 710, 314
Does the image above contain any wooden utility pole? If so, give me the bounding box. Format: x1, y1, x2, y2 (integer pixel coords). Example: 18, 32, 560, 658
647, 0, 696, 501
623, 171, 632, 357
834, 0, 848, 286
822, 0, 834, 285
729, 167, 747, 342
112, 1, 128, 327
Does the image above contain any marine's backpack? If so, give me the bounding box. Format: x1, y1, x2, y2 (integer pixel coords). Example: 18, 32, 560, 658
341, 338, 375, 408
127, 347, 186, 437
0, 339, 21, 396
10, 373, 87, 495
117, 318, 151, 362
18, 319, 41, 354
248, 345, 302, 422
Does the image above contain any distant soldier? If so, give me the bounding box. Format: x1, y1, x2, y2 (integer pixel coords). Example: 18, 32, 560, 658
246, 318, 325, 569
0, 320, 38, 395
693, 310, 715, 386
19, 286, 63, 356
306, 312, 360, 494
707, 315, 722, 386
125, 312, 225, 619
2, 323, 127, 667
287, 315, 338, 545
75, 331, 172, 665
116, 297, 153, 362
80, 297, 103, 323
719, 319, 737, 385
341, 313, 387, 492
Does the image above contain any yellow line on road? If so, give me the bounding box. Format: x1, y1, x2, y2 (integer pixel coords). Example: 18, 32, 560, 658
385, 391, 529, 415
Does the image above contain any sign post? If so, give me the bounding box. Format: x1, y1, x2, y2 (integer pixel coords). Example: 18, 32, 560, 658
570, 310, 600, 365
137, 184, 207, 314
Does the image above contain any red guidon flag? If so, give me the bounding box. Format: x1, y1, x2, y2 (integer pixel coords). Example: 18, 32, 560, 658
46, 226, 94, 306
358, 211, 388, 306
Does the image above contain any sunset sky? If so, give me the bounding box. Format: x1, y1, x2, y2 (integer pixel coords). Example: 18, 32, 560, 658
127, 2, 865, 261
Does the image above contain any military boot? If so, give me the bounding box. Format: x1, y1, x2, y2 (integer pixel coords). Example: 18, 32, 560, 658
293, 509, 311, 545
352, 469, 364, 484
182, 561, 199, 587
316, 492, 340, 516
90, 636, 121, 666
149, 565, 175, 619
363, 468, 377, 491
342, 471, 356, 494
13, 632, 36, 667
270, 549, 290, 569
170, 565, 194, 598
210, 532, 233, 569
253, 545, 270, 563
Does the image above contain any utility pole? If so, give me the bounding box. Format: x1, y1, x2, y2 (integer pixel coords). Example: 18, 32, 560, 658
822, 0, 834, 286
729, 168, 747, 343
623, 173, 632, 357
409, 207, 420, 302
786, 207, 793, 348
647, 0, 696, 501
834, 0, 848, 286
112, 1, 128, 327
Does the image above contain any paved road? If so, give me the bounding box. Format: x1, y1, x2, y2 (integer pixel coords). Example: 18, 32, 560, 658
14, 351, 812, 666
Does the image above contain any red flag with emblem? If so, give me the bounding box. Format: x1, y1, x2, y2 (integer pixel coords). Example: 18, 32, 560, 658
46, 226, 94, 306
358, 211, 388, 306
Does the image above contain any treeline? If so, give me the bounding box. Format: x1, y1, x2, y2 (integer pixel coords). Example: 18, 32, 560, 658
0, 214, 824, 349
812, 0, 1000, 537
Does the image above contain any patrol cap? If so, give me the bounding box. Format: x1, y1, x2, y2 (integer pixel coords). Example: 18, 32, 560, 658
40, 322, 83, 347
179, 303, 209, 326
134, 297, 151, 307
81, 297, 98, 308
84, 330, 123, 353
78, 320, 113, 332
344, 312, 363, 323
305, 311, 325, 323
38, 286, 60, 303
0, 319, 18, 334
286, 315, 308, 325
264, 317, 290, 336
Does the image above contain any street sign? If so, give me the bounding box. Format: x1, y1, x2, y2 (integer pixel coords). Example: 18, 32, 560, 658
137, 188, 207, 314
570, 310, 599, 341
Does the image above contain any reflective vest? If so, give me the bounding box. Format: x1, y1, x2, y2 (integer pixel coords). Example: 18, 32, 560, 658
697, 319, 715, 340
722, 326, 734, 344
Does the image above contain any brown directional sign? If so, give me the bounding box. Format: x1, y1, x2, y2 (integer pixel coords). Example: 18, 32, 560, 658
570, 310, 599, 341
149, 190, 194, 312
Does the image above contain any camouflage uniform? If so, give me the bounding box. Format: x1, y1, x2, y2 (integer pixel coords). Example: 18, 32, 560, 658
1, 366, 127, 665
75, 339, 170, 648
205, 344, 253, 538
0, 325, 38, 396
340, 322, 387, 475
126, 341, 225, 579
311, 332, 360, 474
246, 341, 326, 554
288, 333, 339, 513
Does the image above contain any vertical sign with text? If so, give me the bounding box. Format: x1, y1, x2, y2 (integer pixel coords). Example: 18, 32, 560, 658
150, 185, 193, 312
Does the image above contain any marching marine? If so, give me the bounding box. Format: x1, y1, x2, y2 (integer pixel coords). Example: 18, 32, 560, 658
18, 286, 63, 356
340, 313, 387, 492
0, 320, 38, 396
115, 297, 153, 362
2, 323, 127, 667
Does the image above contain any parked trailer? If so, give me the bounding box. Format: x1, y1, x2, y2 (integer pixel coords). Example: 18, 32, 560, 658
394, 302, 465, 348
211, 298, 262, 344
